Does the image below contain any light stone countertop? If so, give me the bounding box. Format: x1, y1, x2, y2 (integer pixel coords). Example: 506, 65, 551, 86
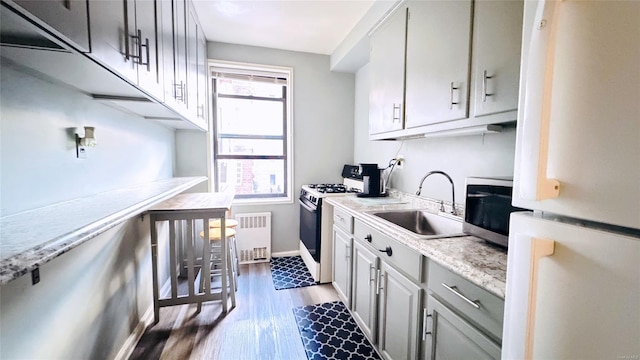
325, 191, 507, 299
0, 176, 207, 285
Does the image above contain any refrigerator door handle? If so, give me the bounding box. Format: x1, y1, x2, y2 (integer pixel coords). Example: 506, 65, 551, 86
516, 0, 562, 201
525, 237, 555, 360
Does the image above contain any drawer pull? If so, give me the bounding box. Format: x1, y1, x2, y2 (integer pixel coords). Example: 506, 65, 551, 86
378, 246, 393, 257
365, 234, 372, 242
335, 214, 344, 222
441, 283, 480, 309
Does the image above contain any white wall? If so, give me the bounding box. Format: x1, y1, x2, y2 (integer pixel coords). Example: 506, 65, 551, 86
0, 61, 176, 358
0, 63, 175, 216
185, 41, 356, 253
354, 63, 517, 204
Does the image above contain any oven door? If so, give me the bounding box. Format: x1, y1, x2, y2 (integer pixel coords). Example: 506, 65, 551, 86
299, 198, 321, 262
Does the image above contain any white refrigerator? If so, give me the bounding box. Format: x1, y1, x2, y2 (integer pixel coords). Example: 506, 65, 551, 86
502, 0, 640, 359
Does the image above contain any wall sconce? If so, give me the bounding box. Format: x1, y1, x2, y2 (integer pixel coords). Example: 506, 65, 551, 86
75, 126, 97, 158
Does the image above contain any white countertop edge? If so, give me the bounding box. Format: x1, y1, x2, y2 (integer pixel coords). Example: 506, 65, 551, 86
325, 197, 507, 299
0, 176, 207, 285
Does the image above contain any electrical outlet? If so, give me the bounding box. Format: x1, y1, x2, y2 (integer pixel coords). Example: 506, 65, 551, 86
396, 155, 405, 169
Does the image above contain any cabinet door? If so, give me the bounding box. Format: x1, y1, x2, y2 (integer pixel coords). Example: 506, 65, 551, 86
159, 0, 177, 106
15, 0, 90, 52
351, 240, 379, 343
332, 225, 352, 307
404, 0, 472, 128
134, 0, 164, 100
424, 295, 500, 360
89, 0, 137, 83
195, 24, 208, 127
173, 0, 188, 107
368, 5, 407, 135
378, 262, 421, 360
185, 2, 199, 116
472, 0, 523, 117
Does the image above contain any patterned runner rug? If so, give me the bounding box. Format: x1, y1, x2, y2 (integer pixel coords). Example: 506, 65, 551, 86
292, 301, 381, 360
270, 256, 316, 290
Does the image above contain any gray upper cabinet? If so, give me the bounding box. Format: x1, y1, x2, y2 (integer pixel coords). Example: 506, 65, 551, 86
471, 0, 523, 117
186, 1, 198, 117
173, 0, 188, 110
88, 0, 164, 101
368, 4, 407, 135
88, 0, 137, 85
195, 24, 208, 126
13, 0, 90, 52
404, 0, 472, 128
134, 0, 164, 100
368, 0, 524, 140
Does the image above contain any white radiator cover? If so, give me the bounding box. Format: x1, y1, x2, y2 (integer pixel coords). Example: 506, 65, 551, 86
234, 212, 271, 264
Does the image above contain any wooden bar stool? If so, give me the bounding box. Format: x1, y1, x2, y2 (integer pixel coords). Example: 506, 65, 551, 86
209, 218, 240, 277
198, 226, 237, 311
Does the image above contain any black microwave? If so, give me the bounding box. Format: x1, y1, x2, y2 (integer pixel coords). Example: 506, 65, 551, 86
463, 177, 529, 248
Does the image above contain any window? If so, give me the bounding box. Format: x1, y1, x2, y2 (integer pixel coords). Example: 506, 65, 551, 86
210, 62, 293, 203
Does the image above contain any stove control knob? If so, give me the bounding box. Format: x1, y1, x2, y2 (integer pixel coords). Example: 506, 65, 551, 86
311, 196, 316, 203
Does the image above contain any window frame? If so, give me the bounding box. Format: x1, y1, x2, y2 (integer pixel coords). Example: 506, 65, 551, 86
208, 60, 294, 205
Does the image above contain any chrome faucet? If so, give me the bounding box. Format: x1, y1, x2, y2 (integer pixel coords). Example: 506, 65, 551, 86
416, 171, 458, 216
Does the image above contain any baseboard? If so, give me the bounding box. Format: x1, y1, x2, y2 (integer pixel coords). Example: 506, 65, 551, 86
271, 250, 300, 258
113, 306, 154, 360
114, 278, 172, 360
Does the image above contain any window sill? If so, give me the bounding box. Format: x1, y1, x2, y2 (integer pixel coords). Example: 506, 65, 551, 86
231, 196, 293, 207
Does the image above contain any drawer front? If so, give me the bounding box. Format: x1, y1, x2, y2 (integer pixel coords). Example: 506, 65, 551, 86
333, 207, 354, 234
354, 219, 423, 282
428, 262, 504, 341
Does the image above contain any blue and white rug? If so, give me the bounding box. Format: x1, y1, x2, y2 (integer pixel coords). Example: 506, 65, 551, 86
293, 301, 381, 360
270, 256, 316, 290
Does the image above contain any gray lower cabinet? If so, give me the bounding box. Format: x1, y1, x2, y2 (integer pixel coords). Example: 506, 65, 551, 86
424, 295, 501, 360
378, 261, 421, 360
332, 225, 353, 307
422, 261, 503, 359
351, 218, 423, 360
351, 239, 379, 343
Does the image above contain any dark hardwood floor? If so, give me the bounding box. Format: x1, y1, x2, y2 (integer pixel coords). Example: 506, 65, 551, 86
129, 262, 340, 360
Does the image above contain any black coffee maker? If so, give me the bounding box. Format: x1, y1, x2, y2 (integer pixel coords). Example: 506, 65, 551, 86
357, 163, 387, 197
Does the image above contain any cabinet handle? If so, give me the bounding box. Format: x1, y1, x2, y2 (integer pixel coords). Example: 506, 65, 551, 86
197, 104, 204, 118
175, 82, 185, 101
441, 283, 480, 309
369, 265, 376, 284
345, 245, 350, 260
422, 308, 432, 341
377, 272, 385, 295
449, 82, 460, 109
128, 30, 150, 71
365, 234, 372, 243
335, 214, 344, 222
378, 246, 392, 257
482, 70, 493, 102
142, 36, 150, 71
375, 269, 381, 295
392, 103, 401, 123
63, 0, 71, 10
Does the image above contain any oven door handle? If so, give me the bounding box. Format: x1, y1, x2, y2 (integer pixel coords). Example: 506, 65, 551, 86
298, 199, 317, 213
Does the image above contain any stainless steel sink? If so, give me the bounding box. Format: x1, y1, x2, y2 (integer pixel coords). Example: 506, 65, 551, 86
369, 209, 463, 237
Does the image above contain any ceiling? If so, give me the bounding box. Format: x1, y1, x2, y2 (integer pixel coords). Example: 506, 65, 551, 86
192, 0, 376, 55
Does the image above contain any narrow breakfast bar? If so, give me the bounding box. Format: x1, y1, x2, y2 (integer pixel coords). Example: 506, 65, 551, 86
146, 191, 236, 323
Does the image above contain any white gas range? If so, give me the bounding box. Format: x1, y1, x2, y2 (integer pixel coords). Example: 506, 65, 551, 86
298, 181, 362, 283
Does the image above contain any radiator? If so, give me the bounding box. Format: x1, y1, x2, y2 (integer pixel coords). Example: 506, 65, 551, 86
234, 212, 271, 264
